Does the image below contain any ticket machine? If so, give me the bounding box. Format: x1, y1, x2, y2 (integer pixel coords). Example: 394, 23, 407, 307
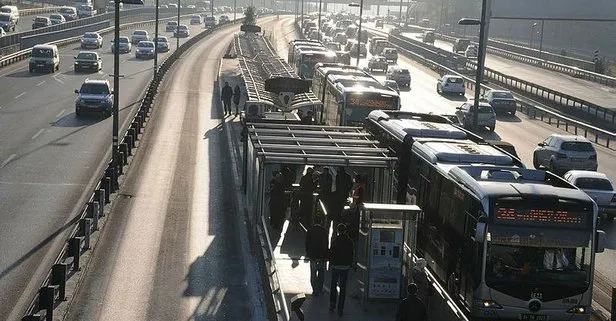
356, 203, 421, 304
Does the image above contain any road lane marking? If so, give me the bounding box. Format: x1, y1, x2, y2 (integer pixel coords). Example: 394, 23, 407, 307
14, 92, 25, 99
31, 129, 45, 140
53, 74, 65, 85
1, 154, 16, 168
56, 109, 66, 119
36, 80, 46, 87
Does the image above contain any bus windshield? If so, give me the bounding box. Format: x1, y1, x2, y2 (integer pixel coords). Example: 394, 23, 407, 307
345, 92, 399, 125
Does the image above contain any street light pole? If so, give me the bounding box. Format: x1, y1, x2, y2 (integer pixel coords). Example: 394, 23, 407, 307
112, 0, 121, 190
154, 0, 159, 77
539, 19, 544, 55
176, 0, 180, 49
317, 0, 322, 41
529, 22, 537, 48
349, 1, 363, 66
234, 0, 236, 21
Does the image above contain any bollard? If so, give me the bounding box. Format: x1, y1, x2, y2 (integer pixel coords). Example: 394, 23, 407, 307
87, 201, 99, 231
38, 285, 58, 320
68, 237, 83, 271
128, 127, 136, 143
97, 189, 106, 215
51, 263, 68, 301
118, 151, 125, 175
120, 144, 128, 164
125, 134, 134, 154
103, 177, 111, 202
79, 218, 92, 250
21, 313, 45, 321
612, 287, 615, 321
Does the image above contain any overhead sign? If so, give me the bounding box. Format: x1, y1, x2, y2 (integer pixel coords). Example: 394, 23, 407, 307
265, 77, 311, 94
240, 24, 261, 33
492, 0, 616, 20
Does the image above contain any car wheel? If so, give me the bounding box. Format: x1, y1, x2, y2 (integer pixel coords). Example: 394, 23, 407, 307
510, 110, 516, 116
488, 126, 495, 132
75, 67, 79, 72
75, 109, 81, 117
533, 153, 541, 169
436, 85, 441, 94
29, 67, 33, 73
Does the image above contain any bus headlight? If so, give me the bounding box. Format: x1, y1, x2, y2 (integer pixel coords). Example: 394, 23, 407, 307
567, 305, 587, 314
482, 300, 502, 309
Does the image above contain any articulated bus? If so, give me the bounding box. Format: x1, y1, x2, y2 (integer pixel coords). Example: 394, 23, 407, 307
365, 110, 606, 321
287, 39, 322, 63
312, 63, 368, 105
294, 49, 338, 79
321, 81, 399, 126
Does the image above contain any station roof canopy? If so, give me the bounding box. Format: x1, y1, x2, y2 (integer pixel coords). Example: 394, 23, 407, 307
246, 122, 396, 167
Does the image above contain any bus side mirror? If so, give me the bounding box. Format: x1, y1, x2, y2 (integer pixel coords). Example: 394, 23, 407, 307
475, 222, 486, 242
595, 230, 606, 253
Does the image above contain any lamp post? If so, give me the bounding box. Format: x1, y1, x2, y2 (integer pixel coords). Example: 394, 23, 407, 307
153, 0, 159, 77
349, 1, 363, 66
529, 22, 537, 48
176, 0, 180, 49
538, 19, 544, 55
317, 0, 322, 41
458, 0, 491, 132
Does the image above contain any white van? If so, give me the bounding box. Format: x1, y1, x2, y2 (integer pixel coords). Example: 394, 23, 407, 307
29, 44, 59, 73
0, 5, 18, 24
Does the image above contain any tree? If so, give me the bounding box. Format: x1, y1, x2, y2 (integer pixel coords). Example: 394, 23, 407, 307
244, 6, 256, 26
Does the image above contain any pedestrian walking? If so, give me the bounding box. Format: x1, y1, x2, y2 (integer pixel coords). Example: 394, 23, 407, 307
395, 283, 428, 321
318, 167, 334, 227
221, 81, 233, 116
332, 167, 352, 224
269, 172, 286, 231
329, 223, 354, 316
305, 217, 328, 296
233, 84, 241, 115
299, 168, 317, 225
351, 174, 366, 205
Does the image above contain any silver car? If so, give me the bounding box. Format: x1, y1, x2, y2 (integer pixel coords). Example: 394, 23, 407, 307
533, 134, 598, 174
563, 170, 616, 221
455, 101, 496, 131
81, 32, 103, 49
437, 75, 465, 96
131, 29, 149, 44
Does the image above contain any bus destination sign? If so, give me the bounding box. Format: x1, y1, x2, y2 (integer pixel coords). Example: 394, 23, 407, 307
348, 97, 396, 110
265, 77, 311, 94
494, 207, 588, 228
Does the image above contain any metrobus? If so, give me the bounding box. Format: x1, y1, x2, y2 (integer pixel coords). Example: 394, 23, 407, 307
364, 110, 606, 321
312, 63, 366, 104
287, 39, 322, 63
290, 44, 327, 65
294, 49, 337, 79
321, 81, 399, 126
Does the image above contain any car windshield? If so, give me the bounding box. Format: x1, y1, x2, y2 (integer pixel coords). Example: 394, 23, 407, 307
77, 52, 97, 60
134, 31, 147, 36
36, 18, 48, 23
492, 91, 514, 99
167, 21, 177, 25
84, 33, 98, 38
119, 37, 129, 43
178, 25, 188, 30
0, 14, 10, 21
575, 178, 613, 190
561, 141, 594, 152
139, 42, 154, 48
192, 16, 200, 19
205, 17, 215, 21
395, 69, 409, 74
80, 83, 109, 94
31, 48, 53, 58
155, 37, 167, 42
50, 14, 62, 19
0, 8, 10, 13
478, 105, 494, 113
446, 77, 463, 83
59, 8, 74, 13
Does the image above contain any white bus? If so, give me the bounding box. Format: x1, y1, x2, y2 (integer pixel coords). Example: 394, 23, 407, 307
293, 49, 337, 79
287, 39, 322, 63
311, 63, 366, 104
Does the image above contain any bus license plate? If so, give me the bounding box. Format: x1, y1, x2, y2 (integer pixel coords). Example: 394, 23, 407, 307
521, 314, 548, 321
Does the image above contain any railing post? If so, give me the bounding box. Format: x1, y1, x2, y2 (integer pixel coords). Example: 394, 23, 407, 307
611, 287, 615, 321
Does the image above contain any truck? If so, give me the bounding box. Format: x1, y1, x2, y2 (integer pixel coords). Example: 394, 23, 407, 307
77, 4, 97, 18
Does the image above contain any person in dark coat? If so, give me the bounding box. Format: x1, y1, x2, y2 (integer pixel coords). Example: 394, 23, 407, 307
269, 172, 286, 231
221, 82, 233, 116
299, 168, 317, 225
300, 110, 314, 124
233, 84, 241, 115
351, 174, 366, 205
305, 217, 329, 296
329, 223, 354, 316
395, 283, 428, 321
332, 167, 352, 224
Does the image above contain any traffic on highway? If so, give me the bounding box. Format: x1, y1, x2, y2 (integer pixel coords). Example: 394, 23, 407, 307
1, 1, 615, 321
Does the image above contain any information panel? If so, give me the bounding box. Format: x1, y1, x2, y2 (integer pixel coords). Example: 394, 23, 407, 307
494, 207, 588, 228
348, 94, 398, 110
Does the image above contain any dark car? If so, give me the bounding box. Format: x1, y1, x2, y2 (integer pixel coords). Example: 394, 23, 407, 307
481, 90, 517, 115
485, 140, 519, 158
32, 16, 52, 29
453, 38, 470, 54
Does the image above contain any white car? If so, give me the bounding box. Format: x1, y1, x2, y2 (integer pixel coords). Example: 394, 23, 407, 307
130, 29, 150, 44
455, 101, 496, 132
436, 75, 465, 96
533, 134, 598, 174
135, 41, 155, 59
80, 32, 103, 49
563, 170, 616, 221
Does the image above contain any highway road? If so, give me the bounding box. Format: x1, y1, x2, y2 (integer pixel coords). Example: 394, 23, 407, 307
291, 17, 616, 309
0, 16, 220, 320
63, 17, 271, 321
365, 23, 616, 110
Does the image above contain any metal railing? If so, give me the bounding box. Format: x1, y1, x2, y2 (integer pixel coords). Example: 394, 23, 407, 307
20, 16, 251, 321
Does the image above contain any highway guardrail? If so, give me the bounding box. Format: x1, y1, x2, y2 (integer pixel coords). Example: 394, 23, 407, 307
366, 31, 616, 152
380, 30, 616, 130
19, 16, 249, 321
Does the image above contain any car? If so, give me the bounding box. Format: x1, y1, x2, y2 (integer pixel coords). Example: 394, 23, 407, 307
325, 42, 341, 51
389, 26, 401, 36
135, 40, 155, 59
58, 6, 77, 21
204, 15, 216, 27
375, 19, 383, 28
436, 75, 465, 96
422, 31, 435, 43
382, 79, 400, 93
168, 3, 178, 8
154, 36, 170, 52
219, 15, 229, 24
111, 35, 131, 53
334, 32, 347, 44
335, 51, 350, 65
453, 38, 470, 54
165, 21, 178, 32
80, 32, 103, 49
190, 15, 201, 24
0, 5, 18, 24
386, 67, 411, 87
533, 134, 598, 174
349, 42, 367, 57
32, 16, 52, 29
186, 4, 196, 8
464, 44, 478, 59
563, 170, 616, 221
0, 13, 15, 31
159, 4, 168, 9
131, 29, 149, 44
74, 51, 102, 72
29, 44, 59, 73
367, 56, 388, 72
455, 101, 496, 131
480, 90, 517, 115
485, 139, 519, 158
382, 47, 398, 63
75, 79, 113, 118
174, 24, 190, 37
49, 13, 66, 24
